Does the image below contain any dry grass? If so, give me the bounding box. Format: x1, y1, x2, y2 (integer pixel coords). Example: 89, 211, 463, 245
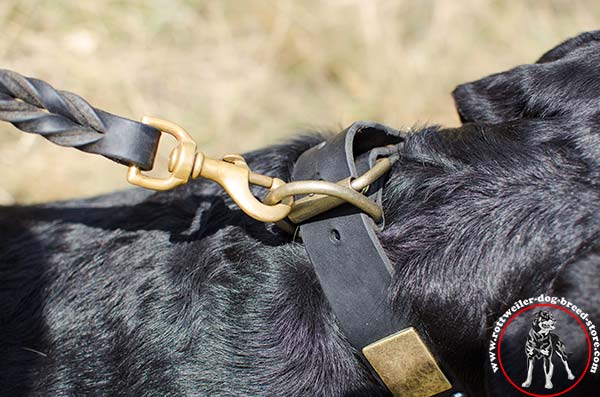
0, 0, 598, 204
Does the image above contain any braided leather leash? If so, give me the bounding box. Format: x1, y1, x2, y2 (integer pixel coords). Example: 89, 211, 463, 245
0, 69, 392, 225
0, 69, 160, 170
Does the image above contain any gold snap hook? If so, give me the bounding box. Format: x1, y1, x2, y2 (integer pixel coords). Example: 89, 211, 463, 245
127, 116, 293, 223
193, 153, 292, 222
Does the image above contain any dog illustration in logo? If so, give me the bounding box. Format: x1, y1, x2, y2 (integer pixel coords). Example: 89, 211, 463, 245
521, 311, 575, 389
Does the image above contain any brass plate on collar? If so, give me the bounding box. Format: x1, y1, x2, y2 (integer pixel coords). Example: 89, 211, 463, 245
362, 327, 452, 397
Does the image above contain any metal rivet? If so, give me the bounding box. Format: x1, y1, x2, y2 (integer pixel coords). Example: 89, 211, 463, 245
329, 228, 341, 243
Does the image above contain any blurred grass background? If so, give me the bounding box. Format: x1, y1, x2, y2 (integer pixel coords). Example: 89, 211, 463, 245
0, 0, 598, 204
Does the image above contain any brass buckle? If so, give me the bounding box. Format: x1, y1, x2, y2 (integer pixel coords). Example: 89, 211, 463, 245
362, 328, 452, 397
127, 116, 293, 223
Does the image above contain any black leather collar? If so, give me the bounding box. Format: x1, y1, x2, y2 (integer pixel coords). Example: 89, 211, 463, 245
292, 122, 467, 397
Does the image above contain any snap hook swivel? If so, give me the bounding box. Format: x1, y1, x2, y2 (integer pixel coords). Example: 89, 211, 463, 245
127, 116, 292, 223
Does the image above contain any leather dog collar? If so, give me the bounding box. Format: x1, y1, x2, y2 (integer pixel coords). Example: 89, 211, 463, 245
293, 122, 467, 397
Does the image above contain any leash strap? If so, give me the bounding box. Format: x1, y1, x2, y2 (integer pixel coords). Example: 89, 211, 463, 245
0, 69, 160, 170
293, 122, 467, 397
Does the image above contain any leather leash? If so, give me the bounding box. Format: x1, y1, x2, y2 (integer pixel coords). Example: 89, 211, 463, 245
0, 70, 387, 224
293, 122, 468, 397
0, 69, 160, 170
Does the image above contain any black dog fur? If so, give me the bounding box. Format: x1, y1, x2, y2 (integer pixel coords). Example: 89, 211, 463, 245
2, 32, 600, 396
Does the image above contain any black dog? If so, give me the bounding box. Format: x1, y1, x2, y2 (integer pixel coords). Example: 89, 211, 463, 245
2, 32, 600, 396
521, 311, 574, 390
